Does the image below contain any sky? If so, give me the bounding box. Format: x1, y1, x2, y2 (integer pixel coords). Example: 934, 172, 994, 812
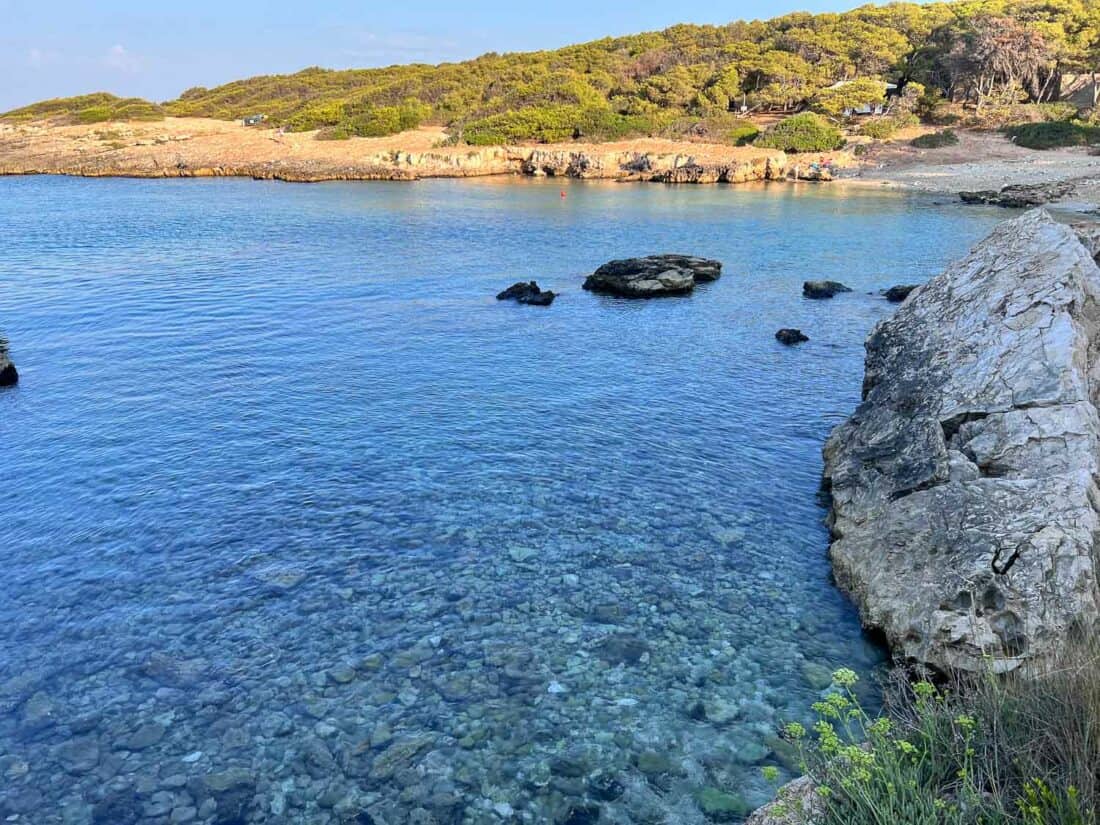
3, 0, 882, 112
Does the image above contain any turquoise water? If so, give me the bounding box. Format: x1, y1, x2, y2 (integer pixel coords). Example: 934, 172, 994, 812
0, 176, 1001, 825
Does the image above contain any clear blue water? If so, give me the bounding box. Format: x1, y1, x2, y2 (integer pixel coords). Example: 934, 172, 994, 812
0, 176, 1002, 825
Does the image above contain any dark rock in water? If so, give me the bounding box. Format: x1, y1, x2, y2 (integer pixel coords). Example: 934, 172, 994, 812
959, 181, 1075, 208
0, 342, 16, 387
496, 281, 556, 306
583, 254, 722, 297
92, 788, 142, 825
883, 284, 919, 303
562, 803, 602, 825
593, 634, 649, 665
803, 280, 852, 299
775, 328, 809, 345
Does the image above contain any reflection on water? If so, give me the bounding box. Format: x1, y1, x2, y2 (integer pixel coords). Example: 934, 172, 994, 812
0, 177, 1001, 824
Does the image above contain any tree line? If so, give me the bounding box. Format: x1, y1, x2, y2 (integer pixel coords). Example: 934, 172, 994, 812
5, 0, 1099, 143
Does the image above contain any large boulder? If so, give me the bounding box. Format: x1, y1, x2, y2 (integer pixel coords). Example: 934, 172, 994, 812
496, 281, 556, 306
803, 281, 851, 300
583, 255, 721, 298
0, 341, 17, 387
823, 210, 1100, 673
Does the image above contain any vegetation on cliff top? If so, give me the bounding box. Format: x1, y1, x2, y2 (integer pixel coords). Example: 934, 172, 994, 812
2, 93, 164, 124
3, 0, 1099, 146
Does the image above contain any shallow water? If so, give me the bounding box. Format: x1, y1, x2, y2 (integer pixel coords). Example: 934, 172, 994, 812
0, 176, 1002, 825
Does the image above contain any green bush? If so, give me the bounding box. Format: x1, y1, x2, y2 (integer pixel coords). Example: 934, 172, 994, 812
910, 129, 959, 149
663, 112, 760, 145
75, 107, 112, 124
1, 93, 164, 124
859, 119, 899, 140
773, 645, 1100, 825
1005, 121, 1100, 150
755, 113, 844, 153
460, 104, 668, 145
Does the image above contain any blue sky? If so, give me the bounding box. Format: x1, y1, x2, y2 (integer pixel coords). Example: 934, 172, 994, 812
3, 0, 879, 111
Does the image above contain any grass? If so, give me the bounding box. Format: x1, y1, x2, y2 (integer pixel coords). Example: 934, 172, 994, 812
771, 639, 1100, 825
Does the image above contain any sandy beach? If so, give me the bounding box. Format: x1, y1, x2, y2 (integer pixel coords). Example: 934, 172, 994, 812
844, 130, 1100, 205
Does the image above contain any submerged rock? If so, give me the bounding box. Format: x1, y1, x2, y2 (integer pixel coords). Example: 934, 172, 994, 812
0, 340, 17, 387
824, 210, 1100, 673
583, 254, 722, 297
694, 787, 749, 821
883, 284, 919, 303
802, 280, 851, 299
496, 281, 556, 306
775, 328, 809, 345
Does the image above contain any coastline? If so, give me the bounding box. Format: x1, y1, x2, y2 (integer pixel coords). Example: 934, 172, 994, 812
0, 117, 789, 185
836, 130, 1100, 205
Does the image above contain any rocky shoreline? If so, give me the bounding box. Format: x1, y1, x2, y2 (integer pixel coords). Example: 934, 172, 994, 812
823, 209, 1100, 676
749, 209, 1100, 825
0, 119, 789, 185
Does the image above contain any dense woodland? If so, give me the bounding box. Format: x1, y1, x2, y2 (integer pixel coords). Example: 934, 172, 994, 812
5, 0, 1100, 145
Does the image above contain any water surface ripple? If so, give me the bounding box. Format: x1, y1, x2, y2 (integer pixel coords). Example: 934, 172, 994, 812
0, 177, 1002, 825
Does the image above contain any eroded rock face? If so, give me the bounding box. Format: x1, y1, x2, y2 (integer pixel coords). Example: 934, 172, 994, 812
823, 210, 1100, 673
583, 255, 722, 298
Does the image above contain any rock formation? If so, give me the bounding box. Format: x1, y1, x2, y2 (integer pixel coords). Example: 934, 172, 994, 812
959, 180, 1077, 208
883, 284, 918, 303
776, 328, 809, 345
0, 340, 17, 387
823, 210, 1100, 674
583, 255, 722, 298
803, 281, 852, 299
496, 281, 556, 306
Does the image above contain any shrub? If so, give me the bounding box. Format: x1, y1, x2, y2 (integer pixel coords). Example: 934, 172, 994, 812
1005, 121, 1100, 150
775, 640, 1100, 825
755, 113, 844, 153
663, 112, 760, 145
76, 107, 112, 124
460, 104, 668, 145
1, 93, 163, 124
858, 115, 917, 141
910, 129, 959, 149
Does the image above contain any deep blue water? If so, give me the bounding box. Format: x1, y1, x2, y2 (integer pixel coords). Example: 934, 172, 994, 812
0, 176, 1002, 825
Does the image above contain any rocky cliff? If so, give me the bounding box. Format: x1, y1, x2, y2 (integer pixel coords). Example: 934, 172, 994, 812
823, 209, 1100, 674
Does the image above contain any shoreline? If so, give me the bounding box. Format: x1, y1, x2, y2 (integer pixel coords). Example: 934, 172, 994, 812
0, 117, 790, 185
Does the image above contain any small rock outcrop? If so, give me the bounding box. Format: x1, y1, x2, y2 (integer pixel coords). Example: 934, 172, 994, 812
0, 340, 17, 387
883, 284, 919, 303
583, 255, 722, 298
823, 210, 1100, 673
776, 328, 809, 345
803, 280, 852, 300
959, 180, 1076, 208
496, 281, 556, 306
746, 777, 821, 825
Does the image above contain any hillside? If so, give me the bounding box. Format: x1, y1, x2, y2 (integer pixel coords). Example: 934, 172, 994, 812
3, 0, 1099, 146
